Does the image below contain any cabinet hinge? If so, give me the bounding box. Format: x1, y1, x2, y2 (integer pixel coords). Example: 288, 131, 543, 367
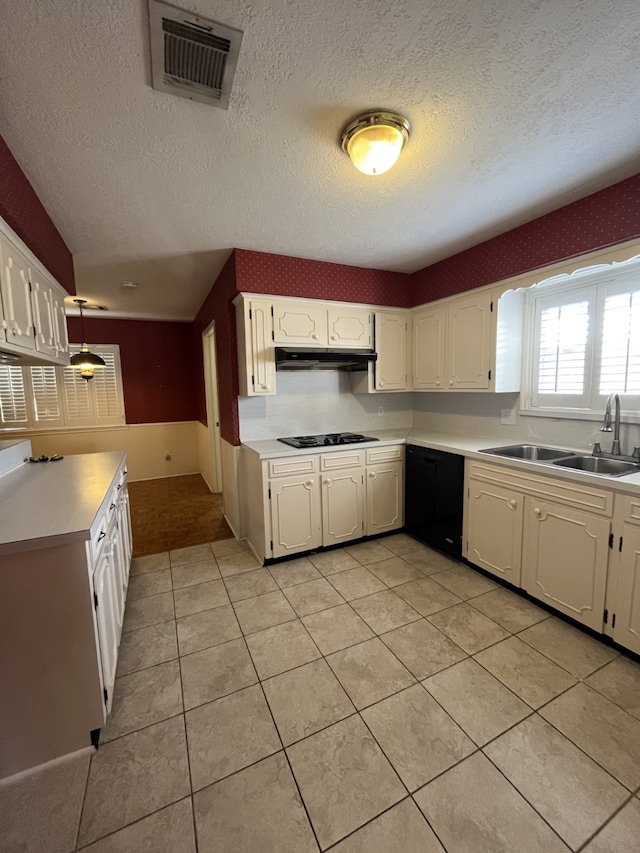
612, 613, 616, 628
28, 280, 33, 293
249, 308, 252, 320
270, 306, 274, 316
268, 488, 271, 499
619, 536, 623, 552
490, 301, 494, 312
467, 487, 470, 498
251, 374, 255, 386
103, 687, 108, 705
271, 330, 274, 340
603, 608, 608, 624
608, 533, 614, 549
270, 540, 273, 551
93, 592, 98, 609
488, 369, 492, 381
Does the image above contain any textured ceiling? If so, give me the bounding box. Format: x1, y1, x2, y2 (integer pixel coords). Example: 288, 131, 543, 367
1, 0, 639, 320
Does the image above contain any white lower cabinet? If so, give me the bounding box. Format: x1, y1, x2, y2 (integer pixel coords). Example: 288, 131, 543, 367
466, 479, 523, 586
521, 497, 610, 632
270, 473, 322, 558
247, 445, 404, 561
465, 459, 613, 634
92, 548, 120, 715
606, 495, 640, 655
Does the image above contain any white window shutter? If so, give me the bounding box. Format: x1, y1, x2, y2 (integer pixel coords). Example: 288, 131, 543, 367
30, 365, 63, 426
61, 361, 93, 426
598, 290, 640, 396
91, 349, 124, 425
0, 365, 29, 426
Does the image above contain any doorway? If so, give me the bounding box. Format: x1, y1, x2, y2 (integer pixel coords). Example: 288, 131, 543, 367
202, 322, 223, 494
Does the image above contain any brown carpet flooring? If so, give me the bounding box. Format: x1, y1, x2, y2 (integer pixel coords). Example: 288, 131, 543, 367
128, 474, 232, 557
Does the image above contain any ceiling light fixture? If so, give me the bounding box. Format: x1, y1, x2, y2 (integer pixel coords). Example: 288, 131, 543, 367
340, 110, 410, 176
69, 299, 106, 381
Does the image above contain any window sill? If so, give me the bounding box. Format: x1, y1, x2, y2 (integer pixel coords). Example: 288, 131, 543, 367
519, 408, 640, 425
0, 424, 128, 435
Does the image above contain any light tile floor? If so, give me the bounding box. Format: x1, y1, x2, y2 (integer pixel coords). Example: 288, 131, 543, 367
3, 534, 640, 852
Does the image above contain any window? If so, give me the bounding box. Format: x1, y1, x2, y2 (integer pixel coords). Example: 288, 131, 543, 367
525, 258, 640, 418
0, 345, 125, 430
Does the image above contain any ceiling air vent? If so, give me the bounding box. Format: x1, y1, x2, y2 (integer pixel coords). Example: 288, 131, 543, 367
148, 0, 243, 109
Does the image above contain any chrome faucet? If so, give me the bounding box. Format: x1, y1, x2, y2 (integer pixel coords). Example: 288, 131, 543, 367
600, 393, 621, 455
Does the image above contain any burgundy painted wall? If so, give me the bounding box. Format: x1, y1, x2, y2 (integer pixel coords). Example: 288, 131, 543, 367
0, 135, 75, 294
410, 173, 640, 304
235, 250, 409, 307
67, 317, 198, 424
193, 253, 240, 444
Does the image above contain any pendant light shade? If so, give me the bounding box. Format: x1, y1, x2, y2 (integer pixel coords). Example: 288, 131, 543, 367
69, 299, 106, 381
341, 111, 410, 176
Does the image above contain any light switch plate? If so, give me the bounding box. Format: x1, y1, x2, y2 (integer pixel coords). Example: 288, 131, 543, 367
501, 407, 517, 425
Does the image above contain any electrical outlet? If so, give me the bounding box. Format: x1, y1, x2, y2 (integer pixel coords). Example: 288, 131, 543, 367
501, 408, 517, 425
377, 405, 384, 416
165, 451, 172, 461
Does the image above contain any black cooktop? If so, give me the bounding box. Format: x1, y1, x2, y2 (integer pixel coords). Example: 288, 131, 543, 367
278, 432, 379, 449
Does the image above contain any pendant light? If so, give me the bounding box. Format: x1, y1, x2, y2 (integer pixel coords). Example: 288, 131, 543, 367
340, 110, 410, 176
69, 299, 105, 381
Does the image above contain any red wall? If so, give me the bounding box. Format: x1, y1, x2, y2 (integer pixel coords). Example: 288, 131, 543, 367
67, 317, 198, 424
235, 250, 409, 306
410, 173, 640, 303
0, 135, 75, 295
193, 253, 240, 443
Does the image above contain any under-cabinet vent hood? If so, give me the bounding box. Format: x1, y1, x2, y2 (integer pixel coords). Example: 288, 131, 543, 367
275, 348, 377, 371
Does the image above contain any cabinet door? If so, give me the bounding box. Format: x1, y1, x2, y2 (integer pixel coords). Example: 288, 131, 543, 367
612, 524, 640, 654
92, 552, 119, 714
272, 301, 328, 345
249, 300, 276, 395
374, 312, 408, 390
51, 284, 69, 359
0, 237, 36, 353
522, 497, 610, 631
30, 268, 57, 358
321, 468, 364, 546
447, 291, 491, 389
270, 474, 321, 558
412, 307, 445, 389
466, 479, 523, 585
327, 306, 372, 348
366, 460, 403, 535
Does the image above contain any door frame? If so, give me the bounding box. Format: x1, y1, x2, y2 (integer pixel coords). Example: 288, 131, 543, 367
202, 322, 223, 493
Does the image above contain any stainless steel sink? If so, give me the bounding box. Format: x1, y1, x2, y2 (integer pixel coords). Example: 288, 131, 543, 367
480, 445, 577, 461
552, 456, 640, 477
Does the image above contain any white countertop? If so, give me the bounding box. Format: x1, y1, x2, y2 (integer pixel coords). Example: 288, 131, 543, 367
242, 428, 640, 495
0, 451, 126, 555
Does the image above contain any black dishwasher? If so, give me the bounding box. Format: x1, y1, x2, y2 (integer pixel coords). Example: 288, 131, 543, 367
405, 445, 465, 558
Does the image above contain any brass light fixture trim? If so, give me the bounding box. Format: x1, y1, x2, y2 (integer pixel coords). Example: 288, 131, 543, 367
69, 299, 106, 381
340, 110, 410, 176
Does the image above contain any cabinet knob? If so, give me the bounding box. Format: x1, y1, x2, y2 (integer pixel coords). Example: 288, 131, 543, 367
449, 379, 454, 386
508, 499, 517, 509
534, 507, 542, 517
305, 480, 314, 487
323, 478, 331, 485
331, 334, 337, 340
311, 333, 318, 339
369, 472, 376, 479
379, 380, 385, 387
436, 380, 440, 386
260, 384, 270, 390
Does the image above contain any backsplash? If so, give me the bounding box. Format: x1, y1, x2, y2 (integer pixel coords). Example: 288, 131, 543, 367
238, 371, 413, 441
412, 393, 640, 454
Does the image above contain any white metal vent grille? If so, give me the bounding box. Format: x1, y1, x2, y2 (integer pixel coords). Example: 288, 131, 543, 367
148, 0, 243, 109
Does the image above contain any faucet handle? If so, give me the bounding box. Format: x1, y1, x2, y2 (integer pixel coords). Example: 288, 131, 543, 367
592, 442, 602, 456
632, 446, 640, 461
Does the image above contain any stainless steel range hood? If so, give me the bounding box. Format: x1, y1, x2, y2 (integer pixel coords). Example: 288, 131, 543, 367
275, 347, 377, 371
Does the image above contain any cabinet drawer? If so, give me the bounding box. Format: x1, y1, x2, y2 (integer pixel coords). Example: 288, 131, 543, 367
321, 450, 364, 470
619, 494, 640, 525
467, 460, 613, 517
268, 456, 318, 478
366, 445, 403, 465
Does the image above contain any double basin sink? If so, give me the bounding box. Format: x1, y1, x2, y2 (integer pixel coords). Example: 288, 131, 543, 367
480, 444, 640, 478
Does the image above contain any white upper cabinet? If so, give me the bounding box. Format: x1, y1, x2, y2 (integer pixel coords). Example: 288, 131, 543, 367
235, 296, 276, 397
412, 305, 446, 389
373, 311, 409, 391
447, 291, 492, 389
327, 306, 372, 348
0, 236, 36, 355
273, 301, 328, 345
0, 219, 70, 366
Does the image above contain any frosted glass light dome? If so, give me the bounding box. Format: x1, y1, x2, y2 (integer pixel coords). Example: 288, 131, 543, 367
341, 111, 410, 176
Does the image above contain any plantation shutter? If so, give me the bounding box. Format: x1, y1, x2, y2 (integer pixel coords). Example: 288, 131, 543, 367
598, 289, 640, 396
531, 286, 595, 410
0, 365, 29, 426
62, 353, 94, 426
92, 348, 124, 425
30, 365, 63, 426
